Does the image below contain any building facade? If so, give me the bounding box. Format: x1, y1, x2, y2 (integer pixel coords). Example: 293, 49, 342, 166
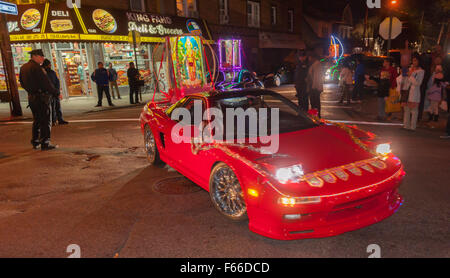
1, 0, 303, 102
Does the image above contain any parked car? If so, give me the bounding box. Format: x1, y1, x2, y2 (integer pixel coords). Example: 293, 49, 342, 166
140, 89, 405, 240
262, 64, 295, 87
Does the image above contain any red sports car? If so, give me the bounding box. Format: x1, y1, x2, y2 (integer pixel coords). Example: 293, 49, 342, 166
140, 89, 405, 240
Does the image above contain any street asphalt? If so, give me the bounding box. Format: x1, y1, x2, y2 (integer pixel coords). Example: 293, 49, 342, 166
0, 84, 448, 258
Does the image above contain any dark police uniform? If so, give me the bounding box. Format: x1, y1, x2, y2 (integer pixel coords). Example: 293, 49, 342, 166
19, 56, 58, 148
294, 59, 309, 112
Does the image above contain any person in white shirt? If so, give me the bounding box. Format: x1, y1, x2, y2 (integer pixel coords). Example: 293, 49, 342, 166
403, 55, 425, 131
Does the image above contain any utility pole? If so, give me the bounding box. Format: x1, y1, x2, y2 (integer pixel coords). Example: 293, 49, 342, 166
0, 13, 22, 116
387, 15, 393, 56
363, 7, 368, 49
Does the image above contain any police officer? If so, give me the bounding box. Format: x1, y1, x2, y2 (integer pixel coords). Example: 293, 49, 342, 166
294, 50, 309, 112
19, 49, 59, 150
42, 59, 68, 126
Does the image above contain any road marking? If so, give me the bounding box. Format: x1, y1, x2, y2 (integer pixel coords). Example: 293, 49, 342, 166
1, 118, 140, 125
323, 106, 352, 109
328, 120, 403, 126
1, 118, 403, 127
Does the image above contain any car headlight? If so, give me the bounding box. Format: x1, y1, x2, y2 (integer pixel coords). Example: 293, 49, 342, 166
275, 165, 304, 184
376, 143, 391, 156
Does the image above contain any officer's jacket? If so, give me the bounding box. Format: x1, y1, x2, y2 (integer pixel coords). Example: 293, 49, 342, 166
294, 61, 308, 89
19, 60, 58, 96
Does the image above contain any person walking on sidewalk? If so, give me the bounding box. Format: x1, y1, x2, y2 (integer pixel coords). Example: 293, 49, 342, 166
403, 55, 425, 131
42, 59, 68, 126
339, 62, 353, 104
91, 62, 114, 107
307, 53, 324, 118
127, 62, 141, 104
108, 63, 121, 100
294, 50, 309, 112
377, 58, 398, 121
19, 49, 59, 150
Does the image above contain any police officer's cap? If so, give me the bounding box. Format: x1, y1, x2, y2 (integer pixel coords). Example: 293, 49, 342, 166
29, 49, 44, 57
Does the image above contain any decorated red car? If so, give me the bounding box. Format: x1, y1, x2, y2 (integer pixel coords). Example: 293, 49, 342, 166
140, 89, 405, 240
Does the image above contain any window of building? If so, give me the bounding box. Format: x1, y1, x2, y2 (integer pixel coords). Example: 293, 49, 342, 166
287, 9, 294, 32
130, 0, 145, 12
177, 0, 198, 18
247, 1, 260, 28
322, 24, 329, 37
219, 0, 229, 24
271, 6, 277, 25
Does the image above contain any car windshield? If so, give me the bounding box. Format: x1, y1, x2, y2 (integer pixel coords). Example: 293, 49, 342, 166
209, 91, 318, 139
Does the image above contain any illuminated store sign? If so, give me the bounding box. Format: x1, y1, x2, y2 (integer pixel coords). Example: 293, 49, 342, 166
7, 4, 211, 42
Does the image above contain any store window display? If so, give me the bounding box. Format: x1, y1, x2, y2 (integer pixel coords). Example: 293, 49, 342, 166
103, 43, 154, 90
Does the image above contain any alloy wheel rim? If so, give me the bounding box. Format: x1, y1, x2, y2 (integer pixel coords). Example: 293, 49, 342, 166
212, 166, 246, 218
145, 128, 156, 162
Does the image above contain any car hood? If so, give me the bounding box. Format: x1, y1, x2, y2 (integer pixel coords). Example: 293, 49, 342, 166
222, 125, 401, 196
229, 125, 373, 173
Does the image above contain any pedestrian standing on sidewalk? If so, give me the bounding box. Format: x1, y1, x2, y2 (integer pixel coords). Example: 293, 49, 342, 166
339, 62, 353, 104
19, 49, 59, 150
77, 62, 87, 95
426, 65, 447, 122
396, 67, 411, 121
377, 58, 398, 121
352, 57, 365, 103
108, 63, 121, 100
42, 59, 68, 126
307, 53, 324, 118
294, 50, 309, 112
127, 62, 140, 104
440, 84, 450, 139
91, 62, 114, 107
403, 55, 425, 131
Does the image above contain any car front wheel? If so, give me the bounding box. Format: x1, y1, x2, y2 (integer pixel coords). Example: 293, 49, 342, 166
144, 125, 162, 165
209, 162, 247, 221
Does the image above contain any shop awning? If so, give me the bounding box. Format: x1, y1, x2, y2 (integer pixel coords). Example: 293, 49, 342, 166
259, 32, 305, 50
6, 3, 213, 43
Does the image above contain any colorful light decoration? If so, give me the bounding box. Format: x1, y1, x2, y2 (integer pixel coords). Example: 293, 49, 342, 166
151, 35, 215, 104
326, 35, 345, 81
217, 38, 249, 88
218, 39, 242, 72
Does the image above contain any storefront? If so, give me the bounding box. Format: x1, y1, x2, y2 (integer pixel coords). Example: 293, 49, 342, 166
5, 3, 212, 101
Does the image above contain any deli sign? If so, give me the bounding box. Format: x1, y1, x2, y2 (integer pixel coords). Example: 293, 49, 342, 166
126, 12, 183, 36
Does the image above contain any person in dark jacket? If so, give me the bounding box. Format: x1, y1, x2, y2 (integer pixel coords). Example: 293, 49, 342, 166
19, 49, 59, 150
294, 50, 309, 112
352, 57, 365, 102
91, 62, 114, 107
127, 62, 140, 104
377, 58, 398, 121
42, 59, 68, 126
108, 63, 121, 99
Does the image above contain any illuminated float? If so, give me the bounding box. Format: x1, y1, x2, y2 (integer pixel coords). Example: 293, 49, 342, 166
216, 38, 263, 90
152, 35, 215, 104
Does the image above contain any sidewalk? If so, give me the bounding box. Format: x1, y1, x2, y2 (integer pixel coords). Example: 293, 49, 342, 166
345, 92, 449, 131
0, 92, 162, 122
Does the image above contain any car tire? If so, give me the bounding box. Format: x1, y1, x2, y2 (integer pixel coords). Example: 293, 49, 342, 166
209, 162, 247, 221
144, 125, 163, 165
273, 75, 281, 87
